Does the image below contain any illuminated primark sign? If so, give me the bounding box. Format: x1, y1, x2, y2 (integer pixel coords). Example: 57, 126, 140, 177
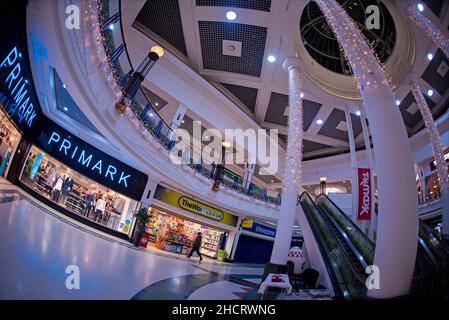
47, 131, 131, 188
0, 47, 38, 128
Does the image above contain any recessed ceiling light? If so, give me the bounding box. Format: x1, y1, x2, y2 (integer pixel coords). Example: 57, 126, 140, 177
181, 120, 185, 123
395, 100, 401, 106
417, 3, 424, 12
316, 119, 324, 125
427, 89, 434, 97
427, 53, 434, 61
63, 107, 68, 112
267, 55, 276, 63
149, 112, 154, 117
270, 180, 274, 183
355, 110, 361, 116
205, 136, 209, 139
226, 11, 237, 21
300, 92, 304, 98
155, 102, 159, 106
109, 24, 114, 30
63, 84, 67, 89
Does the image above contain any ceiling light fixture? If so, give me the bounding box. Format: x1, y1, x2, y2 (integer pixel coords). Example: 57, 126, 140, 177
63, 107, 68, 111
395, 100, 401, 106
300, 92, 304, 98
149, 113, 154, 117
427, 89, 434, 97
267, 55, 276, 63
355, 110, 361, 116
417, 3, 424, 12
316, 119, 324, 125
63, 84, 67, 89
427, 53, 434, 61
226, 11, 237, 21
109, 24, 114, 30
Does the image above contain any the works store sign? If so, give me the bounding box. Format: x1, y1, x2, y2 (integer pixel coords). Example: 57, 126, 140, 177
0, 1, 148, 200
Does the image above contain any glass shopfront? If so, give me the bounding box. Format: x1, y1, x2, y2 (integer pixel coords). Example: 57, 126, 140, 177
0, 106, 21, 178
145, 207, 225, 259
19, 145, 138, 234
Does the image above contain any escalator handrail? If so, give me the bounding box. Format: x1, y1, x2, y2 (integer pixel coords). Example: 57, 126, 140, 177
316, 204, 370, 271
299, 192, 347, 298
316, 194, 375, 250
418, 237, 438, 265
419, 220, 449, 256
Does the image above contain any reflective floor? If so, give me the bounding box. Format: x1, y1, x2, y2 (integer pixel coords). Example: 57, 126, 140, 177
0, 180, 263, 300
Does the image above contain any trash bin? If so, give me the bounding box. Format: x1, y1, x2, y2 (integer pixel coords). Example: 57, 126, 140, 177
217, 250, 227, 262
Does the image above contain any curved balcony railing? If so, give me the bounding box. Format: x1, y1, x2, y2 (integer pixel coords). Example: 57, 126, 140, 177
96, 0, 281, 205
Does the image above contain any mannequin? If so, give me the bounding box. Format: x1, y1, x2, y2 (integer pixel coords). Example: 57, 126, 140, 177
45, 165, 57, 195
61, 173, 74, 205
94, 194, 106, 223
84, 190, 94, 218
53, 174, 64, 203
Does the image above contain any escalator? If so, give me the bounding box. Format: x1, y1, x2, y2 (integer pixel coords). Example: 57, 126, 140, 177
298, 192, 369, 299
314, 193, 449, 299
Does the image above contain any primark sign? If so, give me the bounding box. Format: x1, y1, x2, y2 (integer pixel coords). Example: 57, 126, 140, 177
0, 2, 148, 200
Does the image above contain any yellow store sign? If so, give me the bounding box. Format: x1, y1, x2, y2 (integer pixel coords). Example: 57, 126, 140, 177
153, 185, 238, 227
178, 197, 223, 221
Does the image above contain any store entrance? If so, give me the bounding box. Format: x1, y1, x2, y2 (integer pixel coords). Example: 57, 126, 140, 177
146, 207, 226, 259
0, 105, 21, 178
19, 145, 138, 235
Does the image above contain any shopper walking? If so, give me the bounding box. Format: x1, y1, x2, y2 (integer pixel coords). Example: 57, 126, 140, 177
187, 232, 203, 262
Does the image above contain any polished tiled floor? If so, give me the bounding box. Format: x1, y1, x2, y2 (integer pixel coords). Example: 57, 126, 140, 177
0, 180, 263, 300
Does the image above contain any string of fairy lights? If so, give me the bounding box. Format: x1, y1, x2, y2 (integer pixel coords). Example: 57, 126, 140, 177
407, 5, 449, 58
283, 65, 304, 193
87, 0, 280, 207
410, 81, 449, 198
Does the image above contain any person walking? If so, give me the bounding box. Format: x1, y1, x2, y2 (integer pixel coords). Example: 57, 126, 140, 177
187, 232, 203, 262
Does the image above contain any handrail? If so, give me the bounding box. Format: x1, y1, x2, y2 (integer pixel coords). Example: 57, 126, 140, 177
298, 192, 347, 298
96, 0, 282, 205
300, 192, 368, 298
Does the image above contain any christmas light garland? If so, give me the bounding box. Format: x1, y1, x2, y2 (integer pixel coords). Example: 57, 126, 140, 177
410, 81, 449, 202
407, 5, 449, 58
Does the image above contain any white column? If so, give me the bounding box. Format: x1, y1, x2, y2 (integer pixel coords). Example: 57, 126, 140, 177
415, 163, 427, 204
406, 2, 449, 58
360, 107, 377, 240
315, 0, 419, 298
140, 178, 160, 208
344, 106, 358, 222
230, 216, 244, 260
243, 163, 255, 190
170, 103, 187, 131
270, 58, 305, 265
410, 81, 449, 238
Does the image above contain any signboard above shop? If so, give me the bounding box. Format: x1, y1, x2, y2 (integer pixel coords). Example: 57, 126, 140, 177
153, 185, 238, 227
0, 1, 148, 200
241, 219, 276, 238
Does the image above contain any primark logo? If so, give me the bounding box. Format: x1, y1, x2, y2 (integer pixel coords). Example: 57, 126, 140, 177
47, 131, 131, 188
0, 46, 38, 128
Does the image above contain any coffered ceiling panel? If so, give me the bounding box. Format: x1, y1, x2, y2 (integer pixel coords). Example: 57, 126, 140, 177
317, 108, 362, 142
221, 83, 258, 113
196, 0, 272, 12
421, 48, 449, 96
198, 21, 267, 77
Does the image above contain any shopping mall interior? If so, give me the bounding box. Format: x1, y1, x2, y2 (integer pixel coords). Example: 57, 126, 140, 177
0, 0, 449, 302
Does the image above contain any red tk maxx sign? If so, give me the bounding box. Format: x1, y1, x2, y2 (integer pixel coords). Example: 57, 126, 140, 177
357, 168, 372, 221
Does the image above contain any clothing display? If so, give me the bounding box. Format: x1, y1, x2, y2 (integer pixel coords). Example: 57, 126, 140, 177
20, 145, 137, 235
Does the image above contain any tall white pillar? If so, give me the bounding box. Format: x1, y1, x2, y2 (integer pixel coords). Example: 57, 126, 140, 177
170, 103, 187, 131
344, 106, 358, 222
315, 0, 419, 298
243, 163, 255, 190
410, 81, 449, 238
270, 58, 305, 265
405, 2, 449, 58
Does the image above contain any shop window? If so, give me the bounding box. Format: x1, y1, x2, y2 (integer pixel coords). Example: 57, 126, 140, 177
145, 207, 224, 259
0, 106, 21, 178
19, 146, 138, 234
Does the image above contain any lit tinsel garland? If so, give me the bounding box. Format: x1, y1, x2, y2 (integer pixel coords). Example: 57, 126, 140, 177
87, 0, 279, 207
314, 0, 394, 97
283, 65, 304, 192
410, 81, 449, 204
407, 5, 449, 58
